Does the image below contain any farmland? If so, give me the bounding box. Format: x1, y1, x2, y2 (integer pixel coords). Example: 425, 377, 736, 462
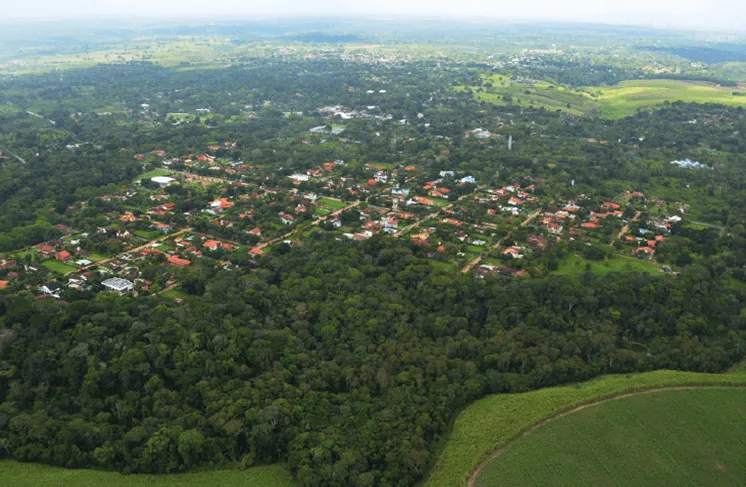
458, 76, 746, 119
475, 388, 746, 486
584, 79, 746, 118
422, 367, 746, 487
0, 460, 295, 487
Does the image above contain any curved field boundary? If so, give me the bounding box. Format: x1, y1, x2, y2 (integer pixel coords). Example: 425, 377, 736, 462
421, 368, 746, 487
467, 385, 746, 487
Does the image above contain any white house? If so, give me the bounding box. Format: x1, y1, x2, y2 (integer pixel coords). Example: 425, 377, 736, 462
102, 277, 134, 294
151, 176, 176, 188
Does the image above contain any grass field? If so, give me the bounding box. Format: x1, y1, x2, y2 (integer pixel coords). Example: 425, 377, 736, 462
134, 229, 162, 240
42, 260, 79, 274
0, 460, 295, 487
584, 79, 746, 118
476, 388, 746, 486
553, 254, 660, 277
456, 74, 599, 117
136, 169, 173, 181
161, 287, 188, 299
319, 197, 348, 210
422, 367, 746, 487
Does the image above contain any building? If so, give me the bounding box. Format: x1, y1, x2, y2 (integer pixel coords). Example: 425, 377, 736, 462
167, 255, 192, 267
55, 250, 72, 262
151, 176, 176, 188
40, 282, 62, 297
102, 277, 134, 293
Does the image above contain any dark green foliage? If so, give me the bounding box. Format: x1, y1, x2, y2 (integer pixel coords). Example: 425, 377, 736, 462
1, 236, 745, 485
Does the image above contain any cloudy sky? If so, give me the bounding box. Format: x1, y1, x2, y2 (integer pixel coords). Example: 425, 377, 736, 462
3, 0, 744, 31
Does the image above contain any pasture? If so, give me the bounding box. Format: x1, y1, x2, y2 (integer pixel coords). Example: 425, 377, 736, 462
0, 460, 295, 487
585, 79, 746, 118
475, 388, 746, 486
455, 74, 598, 117
422, 367, 746, 487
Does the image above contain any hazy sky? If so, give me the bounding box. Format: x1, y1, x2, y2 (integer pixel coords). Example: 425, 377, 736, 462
3, 0, 744, 31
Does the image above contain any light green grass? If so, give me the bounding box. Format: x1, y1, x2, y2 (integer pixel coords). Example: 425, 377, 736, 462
476, 388, 746, 486
553, 254, 659, 277
134, 230, 161, 240
136, 169, 172, 181
319, 197, 348, 210
0, 460, 295, 487
423, 367, 746, 487
87, 253, 109, 262
161, 287, 188, 299
455, 74, 599, 117
42, 260, 78, 274
11, 249, 39, 259
585, 79, 746, 118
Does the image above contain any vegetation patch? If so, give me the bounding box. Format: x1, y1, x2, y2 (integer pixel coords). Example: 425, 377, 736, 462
553, 254, 660, 277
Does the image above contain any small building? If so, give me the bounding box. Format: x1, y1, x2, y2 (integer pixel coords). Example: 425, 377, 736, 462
167, 255, 191, 266
55, 250, 72, 262
102, 277, 134, 293
40, 282, 62, 297
151, 176, 176, 188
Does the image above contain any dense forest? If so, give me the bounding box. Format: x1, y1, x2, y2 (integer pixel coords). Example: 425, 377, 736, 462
1, 236, 744, 485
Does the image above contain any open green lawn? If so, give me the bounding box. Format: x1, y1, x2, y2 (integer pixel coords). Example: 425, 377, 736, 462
423, 367, 746, 487
476, 388, 746, 487
553, 254, 659, 277
161, 287, 188, 299
42, 260, 79, 274
11, 249, 39, 259
134, 229, 162, 240
87, 253, 109, 262
0, 460, 295, 487
136, 169, 173, 181
584, 79, 746, 118
319, 197, 348, 210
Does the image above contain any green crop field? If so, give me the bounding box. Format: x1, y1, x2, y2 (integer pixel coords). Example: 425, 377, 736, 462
0, 460, 295, 487
584, 80, 746, 118
422, 367, 746, 487
476, 388, 746, 486
42, 260, 79, 274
